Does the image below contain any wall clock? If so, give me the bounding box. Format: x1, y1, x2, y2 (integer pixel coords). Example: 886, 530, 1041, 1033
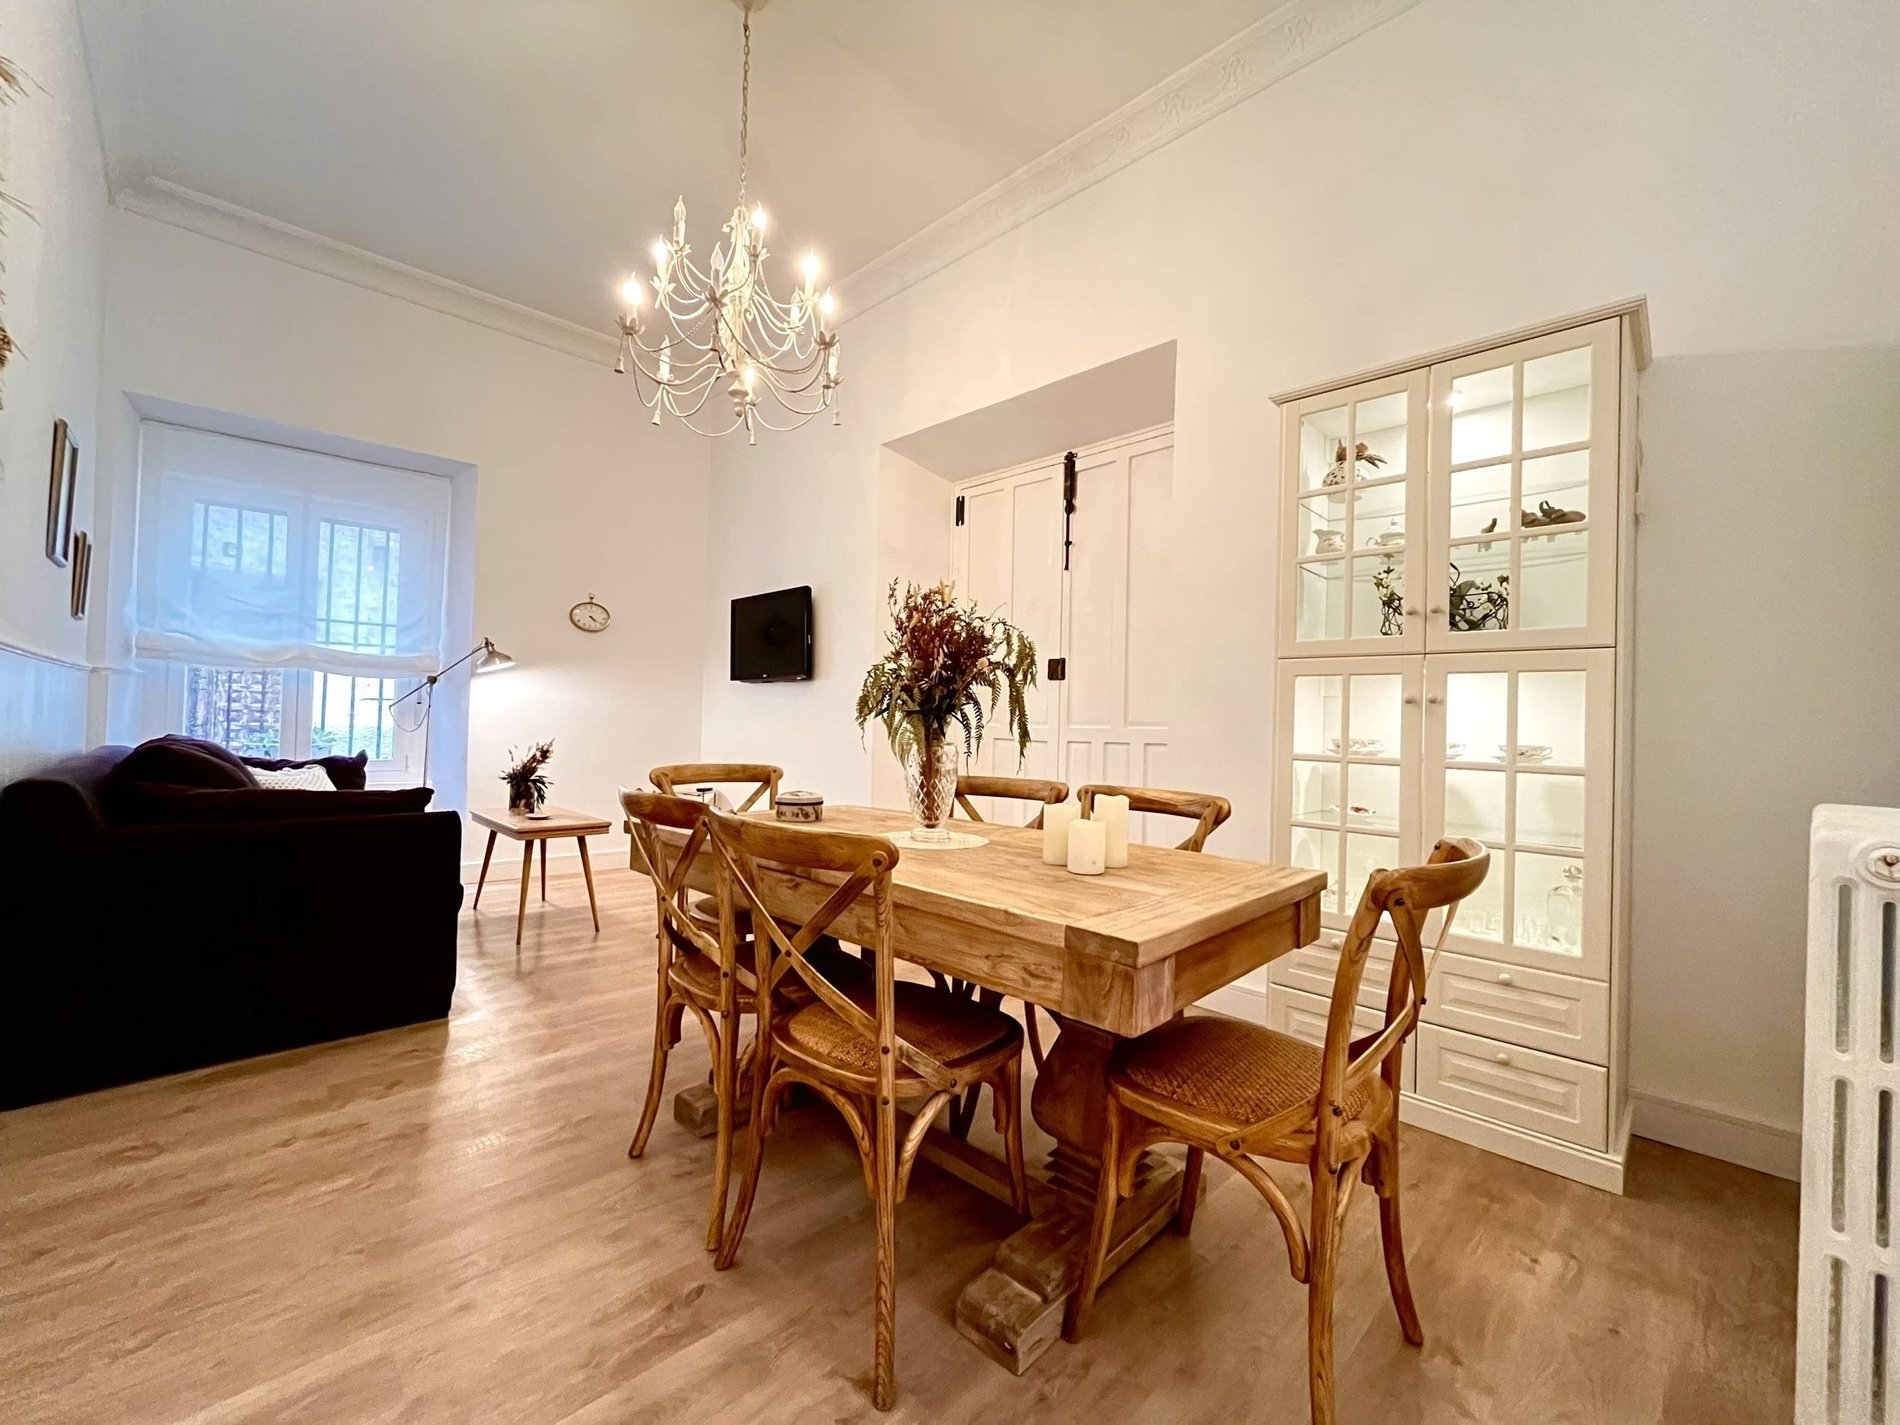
568, 595, 611, 633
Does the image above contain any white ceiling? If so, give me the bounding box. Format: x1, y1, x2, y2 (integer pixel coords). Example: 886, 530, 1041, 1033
76, 0, 1298, 332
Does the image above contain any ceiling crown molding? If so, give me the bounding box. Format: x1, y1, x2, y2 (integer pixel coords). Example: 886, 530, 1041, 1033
114, 175, 620, 365
838, 0, 1421, 317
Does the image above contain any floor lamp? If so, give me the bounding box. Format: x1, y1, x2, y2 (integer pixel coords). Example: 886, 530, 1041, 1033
391, 637, 516, 786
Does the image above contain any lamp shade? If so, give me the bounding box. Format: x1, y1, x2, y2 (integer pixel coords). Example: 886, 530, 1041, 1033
474, 639, 516, 674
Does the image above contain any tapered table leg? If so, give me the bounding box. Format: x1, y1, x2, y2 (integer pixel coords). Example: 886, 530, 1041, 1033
472, 830, 497, 910
539, 839, 548, 901
577, 837, 600, 933
516, 841, 535, 947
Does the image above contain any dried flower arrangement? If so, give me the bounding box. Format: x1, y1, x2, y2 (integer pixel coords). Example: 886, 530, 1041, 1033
0, 53, 28, 408
1322, 440, 1386, 488
501, 740, 555, 813
855, 580, 1037, 767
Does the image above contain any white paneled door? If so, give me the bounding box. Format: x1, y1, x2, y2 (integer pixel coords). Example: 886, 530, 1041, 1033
953, 427, 1173, 835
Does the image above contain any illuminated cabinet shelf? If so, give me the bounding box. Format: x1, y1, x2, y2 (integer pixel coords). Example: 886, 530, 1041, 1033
1269, 312, 1643, 1192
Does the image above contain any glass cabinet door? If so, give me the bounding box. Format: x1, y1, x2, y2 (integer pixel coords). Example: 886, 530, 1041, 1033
1275, 657, 1423, 927
1280, 370, 1427, 658
1421, 649, 1613, 978
1425, 319, 1620, 652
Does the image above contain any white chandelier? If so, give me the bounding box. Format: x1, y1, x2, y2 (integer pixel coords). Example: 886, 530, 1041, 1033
612, 0, 840, 443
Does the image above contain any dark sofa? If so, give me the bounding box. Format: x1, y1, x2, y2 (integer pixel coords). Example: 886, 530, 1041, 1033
0, 738, 465, 1109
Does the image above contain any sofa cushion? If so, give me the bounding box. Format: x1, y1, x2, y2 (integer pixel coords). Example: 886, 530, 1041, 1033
114, 736, 258, 791
241, 750, 370, 791
251, 765, 336, 791
118, 785, 434, 823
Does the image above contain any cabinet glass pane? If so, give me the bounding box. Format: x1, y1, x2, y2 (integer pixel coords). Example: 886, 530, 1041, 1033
1291, 825, 1341, 913
1345, 762, 1400, 833
1446, 543, 1511, 634
1444, 768, 1507, 843
1343, 833, 1400, 915
1517, 528, 1589, 630
1517, 772, 1585, 850
1455, 855, 1506, 943
1514, 851, 1587, 957
1299, 491, 1349, 556
1521, 450, 1589, 524
1351, 556, 1403, 640
1346, 674, 1402, 755
1450, 366, 1513, 464
1521, 347, 1591, 451
1516, 670, 1586, 766
1300, 407, 1350, 490
1449, 462, 1512, 539
1354, 391, 1409, 479
1353, 482, 1407, 551
1296, 560, 1346, 641
1445, 671, 1508, 762
1290, 759, 1341, 823
1291, 675, 1342, 755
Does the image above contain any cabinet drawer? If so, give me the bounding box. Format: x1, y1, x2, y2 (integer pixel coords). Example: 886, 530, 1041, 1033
1269, 933, 1398, 1011
1413, 1025, 1606, 1150
1422, 952, 1609, 1063
1266, 987, 1415, 1094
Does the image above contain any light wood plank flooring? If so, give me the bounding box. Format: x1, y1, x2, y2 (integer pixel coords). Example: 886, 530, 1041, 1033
0, 862, 1797, 1423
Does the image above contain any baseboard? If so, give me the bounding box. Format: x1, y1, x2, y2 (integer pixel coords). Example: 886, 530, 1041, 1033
1629, 1090, 1802, 1182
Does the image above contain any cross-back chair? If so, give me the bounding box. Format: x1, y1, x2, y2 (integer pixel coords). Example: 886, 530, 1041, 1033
1076, 783, 1232, 853
621, 789, 750, 1252
649, 762, 782, 812
952, 773, 1069, 830
1064, 838, 1490, 1425
708, 811, 1030, 1412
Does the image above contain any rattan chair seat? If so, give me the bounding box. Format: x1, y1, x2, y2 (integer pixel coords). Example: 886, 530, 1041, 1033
776, 981, 1022, 1081
1114, 1017, 1378, 1130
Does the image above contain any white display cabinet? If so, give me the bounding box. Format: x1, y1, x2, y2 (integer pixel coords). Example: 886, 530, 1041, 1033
1269, 305, 1645, 1192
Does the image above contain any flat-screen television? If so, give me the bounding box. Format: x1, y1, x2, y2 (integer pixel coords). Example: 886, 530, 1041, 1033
730, 585, 813, 683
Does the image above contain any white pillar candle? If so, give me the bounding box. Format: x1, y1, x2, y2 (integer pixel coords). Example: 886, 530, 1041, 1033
1097, 793, 1131, 868
1041, 798, 1079, 865
1066, 818, 1107, 876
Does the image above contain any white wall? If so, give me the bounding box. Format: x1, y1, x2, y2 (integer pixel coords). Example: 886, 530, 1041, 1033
0, 0, 106, 780
96, 211, 713, 859
699, 0, 1900, 1149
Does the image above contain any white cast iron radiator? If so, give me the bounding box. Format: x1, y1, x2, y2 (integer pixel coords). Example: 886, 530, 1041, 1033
1801, 806, 1900, 1424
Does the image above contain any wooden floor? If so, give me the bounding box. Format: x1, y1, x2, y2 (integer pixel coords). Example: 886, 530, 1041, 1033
0, 862, 1798, 1423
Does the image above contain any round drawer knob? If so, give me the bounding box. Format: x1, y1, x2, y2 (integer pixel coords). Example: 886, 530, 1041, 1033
1497, 972, 1514, 986
1494, 1052, 1512, 1065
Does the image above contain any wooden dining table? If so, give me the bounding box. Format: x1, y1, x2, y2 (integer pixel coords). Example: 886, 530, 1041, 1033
662, 804, 1325, 1373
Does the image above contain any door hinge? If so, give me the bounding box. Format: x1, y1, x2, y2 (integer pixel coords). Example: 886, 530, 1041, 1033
954, 494, 965, 526
1047, 657, 1066, 681
1061, 451, 1077, 571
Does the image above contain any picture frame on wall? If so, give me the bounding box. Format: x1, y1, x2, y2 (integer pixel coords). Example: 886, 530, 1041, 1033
69, 531, 93, 620
45, 418, 78, 567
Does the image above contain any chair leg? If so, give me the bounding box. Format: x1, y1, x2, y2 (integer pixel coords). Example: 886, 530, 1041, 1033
705, 1010, 741, 1252
628, 991, 679, 1159
714, 1059, 779, 1271
992, 1056, 1031, 1217
1306, 1163, 1342, 1425
1373, 1123, 1423, 1345
1062, 1095, 1122, 1343
1176, 1146, 1204, 1237
871, 1086, 900, 1410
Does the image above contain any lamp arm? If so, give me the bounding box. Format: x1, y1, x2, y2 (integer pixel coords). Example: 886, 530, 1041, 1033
391, 639, 493, 711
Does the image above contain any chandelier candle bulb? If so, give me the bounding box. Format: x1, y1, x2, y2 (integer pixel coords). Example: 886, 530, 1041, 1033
1041, 799, 1079, 866
1097, 793, 1131, 868
1066, 818, 1107, 877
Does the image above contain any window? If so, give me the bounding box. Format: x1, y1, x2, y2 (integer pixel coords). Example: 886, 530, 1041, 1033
138, 424, 452, 783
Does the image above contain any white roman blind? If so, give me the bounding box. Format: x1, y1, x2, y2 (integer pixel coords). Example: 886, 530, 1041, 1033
134, 423, 452, 678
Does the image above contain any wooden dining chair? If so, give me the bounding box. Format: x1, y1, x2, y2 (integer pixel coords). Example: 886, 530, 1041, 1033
649, 762, 782, 811
621, 789, 748, 1252
1077, 783, 1232, 853
708, 811, 1031, 1412
1062, 837, 1488, 1425
952, 773, 1069, 830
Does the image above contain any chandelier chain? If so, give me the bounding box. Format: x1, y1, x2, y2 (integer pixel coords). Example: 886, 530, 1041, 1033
738, 8, 751, 202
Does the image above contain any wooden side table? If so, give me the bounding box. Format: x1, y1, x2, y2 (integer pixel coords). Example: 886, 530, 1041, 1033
470, 806, 610, 946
